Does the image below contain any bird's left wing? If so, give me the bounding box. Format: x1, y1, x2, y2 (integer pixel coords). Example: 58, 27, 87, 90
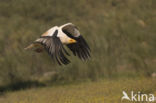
35, 30, 70, 65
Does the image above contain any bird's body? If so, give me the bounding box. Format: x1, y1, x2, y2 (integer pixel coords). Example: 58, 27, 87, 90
41, 25, 74, 44
25, 23, 90, 65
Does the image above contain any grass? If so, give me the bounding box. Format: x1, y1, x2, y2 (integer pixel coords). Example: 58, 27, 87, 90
0, 77, 156, 103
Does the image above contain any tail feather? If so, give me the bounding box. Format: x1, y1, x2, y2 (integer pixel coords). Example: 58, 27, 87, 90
25, 43, 44, 53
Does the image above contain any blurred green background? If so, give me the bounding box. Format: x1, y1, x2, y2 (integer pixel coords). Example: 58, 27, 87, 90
0, 0, 155, 87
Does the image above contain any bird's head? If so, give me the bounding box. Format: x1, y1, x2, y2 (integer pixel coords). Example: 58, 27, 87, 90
60, 23, 78, 44
58, 34, 77, 44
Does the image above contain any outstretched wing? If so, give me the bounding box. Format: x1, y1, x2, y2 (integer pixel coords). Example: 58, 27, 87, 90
67, 35, 90, 60
35, 30, 70, 65
62, 25, 91, 60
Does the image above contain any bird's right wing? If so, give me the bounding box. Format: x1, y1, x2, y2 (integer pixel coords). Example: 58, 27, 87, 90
35, 30, 70, 65
62, 25, 91, 61
67, 35, 91, 61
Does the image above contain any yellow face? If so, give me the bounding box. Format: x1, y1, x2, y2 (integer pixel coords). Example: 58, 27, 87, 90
68, 38, 77, 44
59, 36, 77, 44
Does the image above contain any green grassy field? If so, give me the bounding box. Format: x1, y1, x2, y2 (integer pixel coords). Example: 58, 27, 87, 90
0, 0, 155, 103
0, 77, 155, 103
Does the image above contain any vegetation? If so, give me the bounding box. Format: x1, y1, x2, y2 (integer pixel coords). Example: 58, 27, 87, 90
0, 0, 155, 87
0, 0, 155, 102
0, 78, 156, 103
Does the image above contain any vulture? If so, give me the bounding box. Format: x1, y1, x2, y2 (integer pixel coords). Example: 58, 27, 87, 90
25, 23, 91, 65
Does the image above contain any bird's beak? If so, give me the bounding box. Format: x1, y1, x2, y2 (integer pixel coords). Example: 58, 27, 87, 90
69, 38, 77, 44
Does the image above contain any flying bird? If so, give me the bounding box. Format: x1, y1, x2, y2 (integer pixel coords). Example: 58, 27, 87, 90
25, 23, 91, 65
